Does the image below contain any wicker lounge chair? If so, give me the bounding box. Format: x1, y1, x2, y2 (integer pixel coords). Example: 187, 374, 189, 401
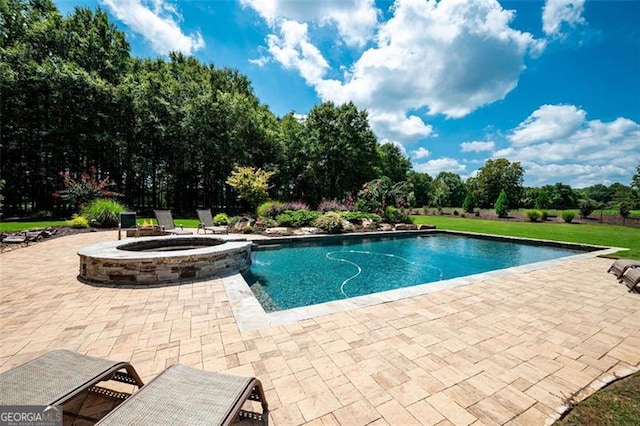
621, 267, 640, 293
0, 349, 144, 406
196, 209, 229, 234
96, 364, 269, 425
153, 210, 192, 235
607, 259, 640, 280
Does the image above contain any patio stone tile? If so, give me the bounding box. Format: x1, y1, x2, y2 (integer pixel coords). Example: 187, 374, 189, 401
1, 231, 639, 425
426, 393, 477, 426
376, 399, 420, 425
296, 391, 342, 422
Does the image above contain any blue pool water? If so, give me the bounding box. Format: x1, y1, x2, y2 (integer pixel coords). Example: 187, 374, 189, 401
243, 234, 587, 312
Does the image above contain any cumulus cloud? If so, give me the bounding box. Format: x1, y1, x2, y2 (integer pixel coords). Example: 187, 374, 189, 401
265, 20, 330, 83
497, 104, 640, 186
508, 104, 586, 146
102, 0, 204, 55
460, 141, 495, 152
414, 158, 466, 175
411, 147, 431, 159
542, 0, 586, 37
241, 0, 378, 47
245, 0, 544, 146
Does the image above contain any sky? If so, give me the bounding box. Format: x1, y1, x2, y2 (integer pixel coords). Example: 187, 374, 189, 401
53, 0, 640, 188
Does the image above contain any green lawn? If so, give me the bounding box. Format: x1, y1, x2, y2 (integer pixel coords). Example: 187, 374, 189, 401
412, 215, 640, 259
554, 371, 640, 425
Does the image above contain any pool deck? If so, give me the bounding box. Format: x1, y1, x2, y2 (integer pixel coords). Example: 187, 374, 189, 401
1, 230, 639, 425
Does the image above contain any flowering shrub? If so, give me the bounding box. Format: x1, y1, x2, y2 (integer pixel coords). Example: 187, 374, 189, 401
283, 201, 309, 211
54, 166, 121, 208
318, 199, 346, 213
257, 201, 285, 218
342, 192, 356, 212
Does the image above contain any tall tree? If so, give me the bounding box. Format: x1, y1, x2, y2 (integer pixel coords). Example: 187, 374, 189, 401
378, 143, 411, 183
303, 102, 379, 203
467, 158, 524, 208
434, 172, 466, 207
407, 171, 433, 207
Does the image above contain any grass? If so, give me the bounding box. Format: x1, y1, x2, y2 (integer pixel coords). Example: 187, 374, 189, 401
0, 220, 68, 232
554, 371, 640, 425
412, 215, 640, 259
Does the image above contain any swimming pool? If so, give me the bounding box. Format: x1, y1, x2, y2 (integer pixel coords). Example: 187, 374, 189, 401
243, 233, 592, 312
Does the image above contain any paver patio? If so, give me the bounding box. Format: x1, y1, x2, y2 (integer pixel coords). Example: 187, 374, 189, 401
1, 230, 638, 425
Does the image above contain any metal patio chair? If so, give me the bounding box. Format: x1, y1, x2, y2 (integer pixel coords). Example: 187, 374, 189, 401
153, 210, 192, 235
196, 209, 229, 234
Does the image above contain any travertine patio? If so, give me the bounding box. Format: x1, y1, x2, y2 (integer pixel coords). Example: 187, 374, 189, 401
1, 230, 638, 425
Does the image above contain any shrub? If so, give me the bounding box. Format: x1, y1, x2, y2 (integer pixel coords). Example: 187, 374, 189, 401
453, 210, 459, 216
31, 210, 54, 220
341, 212, 382, 226
474, 208, 480, 217
67, 214, 89, 228
226, 166, 276, 208
384, 206, 412, 224
462, 192, 475, 213
81, 198, 126, 228
579, 199, 595, 218
619, 203, 630, 218
562, 211, 575, 223
276, 210, 321, 227
314, 212, 343, 233
540, 210, 548, 221
526, 210, 541, 222
494, 190, 509, 218
213, 213, 229, 225
318, 199, 346, 213
242, 225, 254, 234
257, 201, 285, 218
283, 201, 309, 211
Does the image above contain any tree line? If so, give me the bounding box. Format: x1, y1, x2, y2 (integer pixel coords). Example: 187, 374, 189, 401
1, 0, 638, 219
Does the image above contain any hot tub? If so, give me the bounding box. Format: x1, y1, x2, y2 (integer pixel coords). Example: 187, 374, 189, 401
78, 236, 252, 285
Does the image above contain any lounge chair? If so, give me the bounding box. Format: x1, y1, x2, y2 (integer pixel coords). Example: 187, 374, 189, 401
196, 209, 229, 234
97, 364, 269, 425
153, 210, 192, 235
607, 259, 640, 280
0, 349, 144, 406
621, 267, 640, 293
118, 211, 139, 240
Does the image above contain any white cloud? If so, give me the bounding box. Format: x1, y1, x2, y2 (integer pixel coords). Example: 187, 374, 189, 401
241, 0, 378, 47
542, 0, 586, 37
414, 157, 466, 175
265, 20, 330, 83
498, 105, 640, 186
508, 104, 586, 146
245, 0, 544, 147
460, 141, 495, 152
411, 147, 431, 159
381, 139, 407, 155
102, 0, 204, 55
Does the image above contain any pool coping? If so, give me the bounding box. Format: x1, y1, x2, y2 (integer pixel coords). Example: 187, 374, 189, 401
223, 230, 626, 332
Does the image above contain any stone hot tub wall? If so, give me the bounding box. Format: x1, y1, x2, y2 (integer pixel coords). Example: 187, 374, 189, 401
78, 237, 252, 285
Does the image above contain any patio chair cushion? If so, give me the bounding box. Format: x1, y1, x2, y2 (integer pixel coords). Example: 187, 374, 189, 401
0, 349, 143, 406
96, 364, 268, 425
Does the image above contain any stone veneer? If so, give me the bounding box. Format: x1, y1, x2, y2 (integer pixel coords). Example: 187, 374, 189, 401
78, 236, 252, 285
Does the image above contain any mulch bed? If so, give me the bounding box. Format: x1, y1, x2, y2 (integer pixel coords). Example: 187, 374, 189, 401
0, 227, 106, 254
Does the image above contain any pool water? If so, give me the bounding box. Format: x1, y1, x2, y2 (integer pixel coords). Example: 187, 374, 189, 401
243, 234, 587, 312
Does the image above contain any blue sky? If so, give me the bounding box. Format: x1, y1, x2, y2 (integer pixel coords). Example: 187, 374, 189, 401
54, 0, 640, 188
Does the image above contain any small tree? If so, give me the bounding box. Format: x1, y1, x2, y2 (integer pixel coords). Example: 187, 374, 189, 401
619, 203, 630, 226
579, 199, 596, 218
226, 166, 276, 209
494, 190, 509, 218
462, 192, 475, 213
54, 166, 121, 209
